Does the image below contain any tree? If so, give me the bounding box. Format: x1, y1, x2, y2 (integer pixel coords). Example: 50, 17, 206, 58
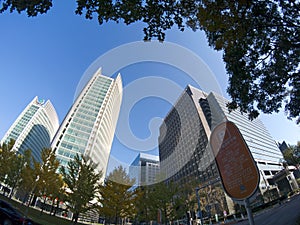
99, 166, 136, 225
4, 153, 24, 198
60, 154, 102, 225
0, 0, 52, 16
34, 148, 63, 213
145, 181, 179, 225
195, 1, 299, 123
0, 139, 16, 182
0, 139, 24, 197
283, 142, 300, 166
1, 0, 298, 123
49, 175, 66, 216
173, 181, 198, 221
194, 184, 228, 218
18, 149, 40, 204
134, 186, 150, 223
135, 176, 194, 224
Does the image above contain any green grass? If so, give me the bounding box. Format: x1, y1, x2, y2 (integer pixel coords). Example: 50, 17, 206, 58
0, 194, 87, 225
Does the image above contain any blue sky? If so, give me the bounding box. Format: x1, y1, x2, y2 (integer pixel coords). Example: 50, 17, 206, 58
0, 1, 299, 172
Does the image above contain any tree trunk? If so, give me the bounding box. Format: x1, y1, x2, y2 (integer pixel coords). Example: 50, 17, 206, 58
115, 208, 118, 225
40, 196, 46, 214
9, 186, 15, 199
53, 199, 60, 216
50, 199, 54, 215
164, 204, 167, 225
72, 212, 79, 225
22, 192, 29, 205
27, 192, 34, 206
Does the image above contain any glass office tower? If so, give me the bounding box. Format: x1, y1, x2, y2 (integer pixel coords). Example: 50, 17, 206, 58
129, 153, 160, 187
1, 96, 59, 162
206, 91, 284, 193
159, 85, 285, 213
159, 86, 218, 184
51, 68, 122, 177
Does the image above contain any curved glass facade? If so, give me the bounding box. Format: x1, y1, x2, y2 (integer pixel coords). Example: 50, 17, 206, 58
51, 68, 122, 178
1, 97, 59, 162
159, 86, 218, 183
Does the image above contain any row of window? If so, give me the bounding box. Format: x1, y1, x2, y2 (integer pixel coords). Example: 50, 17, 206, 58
66, 128, 90, 140
69, 123, 92, 134
60, 141, 85, 153
263, 170, 280, 176
258, 161, 282, 166
71, 117, 94, 128
62, 134, 88, 146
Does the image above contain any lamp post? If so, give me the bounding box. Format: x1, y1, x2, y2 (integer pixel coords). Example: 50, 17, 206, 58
28, 175, 40, 206
195, 188, 203, 225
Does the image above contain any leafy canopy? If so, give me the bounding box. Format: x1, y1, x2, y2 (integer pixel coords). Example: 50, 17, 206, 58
283, 142, 300, 166
35, 148, 63, 201
60, 154, 102, 224
99, 166, 137, 224
0, 139, 16, 182
1, 0, 299, 122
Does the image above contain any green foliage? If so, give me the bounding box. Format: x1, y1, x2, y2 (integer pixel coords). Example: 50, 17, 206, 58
135, 178, 203, 224
34, 148, 64, 207
139, 181, 179, 224
81, 0, 300, 123
0, 139, 26, 197
19, 149, 39, 198
134, 187, 151, 222
196, 184, 227, 217
283, 142, 300, 166
60, 154, 102, 224
1, 0, 298, 123
199, 1, 299, 123
173, 181, 198, 219
0, 139, 16, 181
98, 166, 136, 224
0, 140, 44, 200
4, 154, 24, 196
0, 0, 52, 16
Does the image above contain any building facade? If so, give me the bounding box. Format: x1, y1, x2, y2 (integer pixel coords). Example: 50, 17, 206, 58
158, 85, 286, 214
129, 153, 160, 187
206, 90, 285, 199
159, 86, 218, 185
51, 68, 122, 178
1, 96, 59, 162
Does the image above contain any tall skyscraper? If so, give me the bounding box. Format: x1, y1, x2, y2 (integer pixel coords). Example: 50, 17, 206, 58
206, 90, 285, 198
129, 153, 160, 187
159, 85, 285, 213
1, 96, 59, 162
159, 86, 218, 185
51, 68, 122, 177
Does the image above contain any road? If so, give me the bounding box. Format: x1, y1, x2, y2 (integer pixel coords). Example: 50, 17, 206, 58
234, 194, 300, 225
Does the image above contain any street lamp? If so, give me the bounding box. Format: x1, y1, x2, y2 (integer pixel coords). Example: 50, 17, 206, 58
195, 187, 203, 225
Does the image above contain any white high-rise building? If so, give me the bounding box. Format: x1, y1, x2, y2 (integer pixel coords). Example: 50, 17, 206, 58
51, 68, 122, 177
1, 97, 59, 162
129, 153, 160, 187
